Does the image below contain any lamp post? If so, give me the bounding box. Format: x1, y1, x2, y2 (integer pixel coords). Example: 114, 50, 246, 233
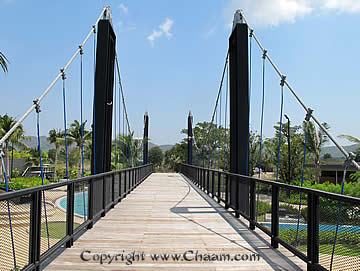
284, 114, 291, 184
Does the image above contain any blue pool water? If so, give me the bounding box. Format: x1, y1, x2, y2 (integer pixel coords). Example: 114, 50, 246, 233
59, 191, 88, 217
261, 223, 360, 233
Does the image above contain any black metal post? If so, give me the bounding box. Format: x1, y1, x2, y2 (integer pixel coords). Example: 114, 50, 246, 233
271, 185, 279, 248
187, 111, 193, 165
249, 179, 256, 230
91, 19, 116, 175
229, 16, 250, 215
66, 183, 74, 247
307, 193, 319, 270
29, 191, 42, 270
143, 112, 149, 165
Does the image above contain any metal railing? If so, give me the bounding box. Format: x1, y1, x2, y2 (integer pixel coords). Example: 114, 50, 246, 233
179, 164, 360, 271
0, 164, 153, 271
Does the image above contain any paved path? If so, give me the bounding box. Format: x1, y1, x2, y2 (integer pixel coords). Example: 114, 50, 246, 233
45, 173, 306, 270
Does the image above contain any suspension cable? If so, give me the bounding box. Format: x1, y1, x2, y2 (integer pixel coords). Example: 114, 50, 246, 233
276, 76, 286, 181
79, 45, 85, 177
61, 70, 69, 179
237, 11, 359, 170
34, 100, 50, 249
115, 54, 131, 134
0, 150, 17, 269
0, 7, 110, 147
258, 50, 267, 178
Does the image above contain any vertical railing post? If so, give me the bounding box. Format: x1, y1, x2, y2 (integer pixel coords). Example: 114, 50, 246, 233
211, 171, 215, 198
225, 174, 229, 209
88, 178, 94, 229
124, 170, 127, 196
207, 170, 210, 194
217, 172, 221, 203
29, 190, 42, 270
235, 176, 240, 218
271, 185, 279, 248
111, 172, 115, 207
118, 171, 122, 202
249, 179, 256, 230
101, 176, 106, 217
66, 182, 74, 247
307, 193, 319, 270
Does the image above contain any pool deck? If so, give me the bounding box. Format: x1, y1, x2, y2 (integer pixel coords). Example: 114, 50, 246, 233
44, 173, 306, 270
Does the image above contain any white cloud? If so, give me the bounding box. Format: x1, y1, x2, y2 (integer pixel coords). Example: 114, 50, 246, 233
321, 0, 360, 13
118, 3, 128, 14
224, 0, 360, 28
147, 17, 174, 46
159, 18, 174, 37
225, 0, 312, 27
147, 30, 163, 46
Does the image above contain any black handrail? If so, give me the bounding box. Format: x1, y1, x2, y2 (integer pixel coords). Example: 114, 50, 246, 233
179, 163, 360, 271
0, 164, 153, 271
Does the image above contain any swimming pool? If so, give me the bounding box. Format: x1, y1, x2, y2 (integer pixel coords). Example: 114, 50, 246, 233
261, 222, 360, 233
59, 191, 88, 217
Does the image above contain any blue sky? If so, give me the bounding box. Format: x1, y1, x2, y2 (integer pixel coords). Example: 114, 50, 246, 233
1, 0, 360, 147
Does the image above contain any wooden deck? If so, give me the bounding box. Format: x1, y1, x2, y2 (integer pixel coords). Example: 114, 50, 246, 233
45, 173, 306, 270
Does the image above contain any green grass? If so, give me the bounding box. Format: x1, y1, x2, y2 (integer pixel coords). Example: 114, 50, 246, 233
41, 221, 80, 239
0, 177, 50, 190
298, 244, 360, 257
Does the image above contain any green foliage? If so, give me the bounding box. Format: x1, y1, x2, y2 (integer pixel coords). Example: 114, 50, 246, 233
149, 147, 164, 169
0, 177, 49, 190
164, 143, 187, 171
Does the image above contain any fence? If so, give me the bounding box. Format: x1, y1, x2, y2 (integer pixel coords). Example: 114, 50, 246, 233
0, 164, 153, 271
179, 164, 360, 271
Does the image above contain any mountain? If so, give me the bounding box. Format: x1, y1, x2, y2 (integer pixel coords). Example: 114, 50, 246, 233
149, 142, 174, 152
321, 144, 359, 159
21, 136, 54, 151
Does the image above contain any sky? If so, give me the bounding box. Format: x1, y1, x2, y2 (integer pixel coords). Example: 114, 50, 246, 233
1, 0, 360, 147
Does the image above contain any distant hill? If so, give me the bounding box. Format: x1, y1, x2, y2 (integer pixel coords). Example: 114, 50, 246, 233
21, 136, 53, 151
149, 142, 174, 152
321, 144, 359, 159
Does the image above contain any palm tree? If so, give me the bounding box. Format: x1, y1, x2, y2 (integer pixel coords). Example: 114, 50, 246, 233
68, 120, 91, 177
48, 129, 63, 180
0, 52, 8, 73
304, 121, 330, 183
0, 115, 25, 178
339, 134, 360, 161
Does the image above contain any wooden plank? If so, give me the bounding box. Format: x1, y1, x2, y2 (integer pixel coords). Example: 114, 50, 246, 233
44, 173, 306, 270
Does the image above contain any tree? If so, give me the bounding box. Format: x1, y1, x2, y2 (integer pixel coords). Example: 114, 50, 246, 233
339, 134, 360, 161
68, 120, 91, 178
0, 52, 8, 74
149, 147, 163, 169
164, 142, 187, 170
0, 115, 25, 178
48, 129, 63, 180
304, 121, 330, 183
323, 153, 332, 160
113, 133, 142, 168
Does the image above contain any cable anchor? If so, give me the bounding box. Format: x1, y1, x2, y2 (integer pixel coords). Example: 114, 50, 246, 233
305, 108, 313, 121
79, 45, 84, 55
280, 75, 286, 86
92, 25, 96, 34
60, 69, 66, 80
262, 49, 267, 59
33, 99, 41, 113
249, 29, 254, 38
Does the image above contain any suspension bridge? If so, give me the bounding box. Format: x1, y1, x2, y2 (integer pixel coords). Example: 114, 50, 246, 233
0, 7, 359, 271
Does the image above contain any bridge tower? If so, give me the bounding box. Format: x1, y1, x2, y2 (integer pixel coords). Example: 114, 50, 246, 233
229, 10, 250, 218
143, 112, 149, 165
187, 111, 193, 165
91, 15, 116, 175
